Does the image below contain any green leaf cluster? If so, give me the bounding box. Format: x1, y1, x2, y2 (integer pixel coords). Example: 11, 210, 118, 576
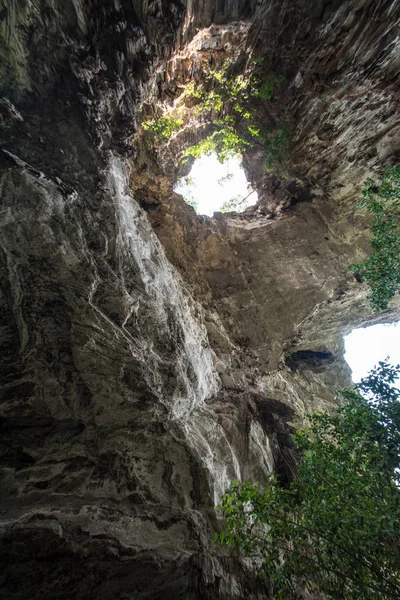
185, 63, 285, 114
181, 118, 248, 164
264, 122, 293, 173
141, 62, 292, 175
184, 64, 253, 116
216, 361, 400, 599
142, 115, 183, 141
349, 165, 400, 311
252, 72, 286, 101
182, 61, 289, 165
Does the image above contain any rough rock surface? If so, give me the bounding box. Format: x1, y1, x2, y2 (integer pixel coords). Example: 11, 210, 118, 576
0, 1, 399, 599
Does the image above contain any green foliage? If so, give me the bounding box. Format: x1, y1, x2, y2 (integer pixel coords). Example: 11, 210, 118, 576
264, 122, 293, 173
181, 120, 248, 164
247, 124, 260, 137
349, 165, 400, 311
142, 62, 291, 175
253, 72, 286, 100
142, 115, 183, 141
185, 63, 285, 111
183, 82, 204, 100
216, 361, 400, 600
184, 72, 226, 116
182, 61, 288, 164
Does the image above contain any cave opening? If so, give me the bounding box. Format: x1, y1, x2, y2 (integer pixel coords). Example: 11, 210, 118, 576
344, 322, 400, 382
174, 152, 258, 216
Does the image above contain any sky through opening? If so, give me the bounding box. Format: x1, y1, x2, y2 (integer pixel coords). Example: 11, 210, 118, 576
174, 153, 258, 216
344, 322, 400, 382
174, 155, 400, 386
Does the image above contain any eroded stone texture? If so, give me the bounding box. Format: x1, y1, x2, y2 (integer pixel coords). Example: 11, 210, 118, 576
0, 150, 282, 598
0, 0, 399, 598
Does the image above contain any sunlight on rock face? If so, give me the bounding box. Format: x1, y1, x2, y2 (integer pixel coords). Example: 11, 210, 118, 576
344, 322, 400, 382
174, 153, 258, 216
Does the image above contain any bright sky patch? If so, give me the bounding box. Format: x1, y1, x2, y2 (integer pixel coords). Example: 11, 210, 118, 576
344, 322, 400, 382
174, 153, 258, 216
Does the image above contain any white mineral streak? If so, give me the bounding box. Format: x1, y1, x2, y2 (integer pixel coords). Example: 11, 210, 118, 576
110, 155, 219, 418
249, 422, 274, 473
186, 410, 242, 504
108, 157, 273, 502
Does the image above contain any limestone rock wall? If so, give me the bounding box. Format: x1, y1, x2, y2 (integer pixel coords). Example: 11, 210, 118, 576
0, 148, 280, 598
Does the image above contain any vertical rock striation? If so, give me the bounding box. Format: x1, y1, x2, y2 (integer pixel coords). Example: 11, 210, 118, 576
0, 146, 275, 598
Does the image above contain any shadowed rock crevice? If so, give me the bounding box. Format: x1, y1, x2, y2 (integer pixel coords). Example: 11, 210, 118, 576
287, 349, 335, 373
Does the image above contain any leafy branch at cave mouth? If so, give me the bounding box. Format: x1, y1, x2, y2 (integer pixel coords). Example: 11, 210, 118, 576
141, 58, 293, 176
216, 360, 400, 600
349, 164, 400, 311
181, 61, 292, 174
